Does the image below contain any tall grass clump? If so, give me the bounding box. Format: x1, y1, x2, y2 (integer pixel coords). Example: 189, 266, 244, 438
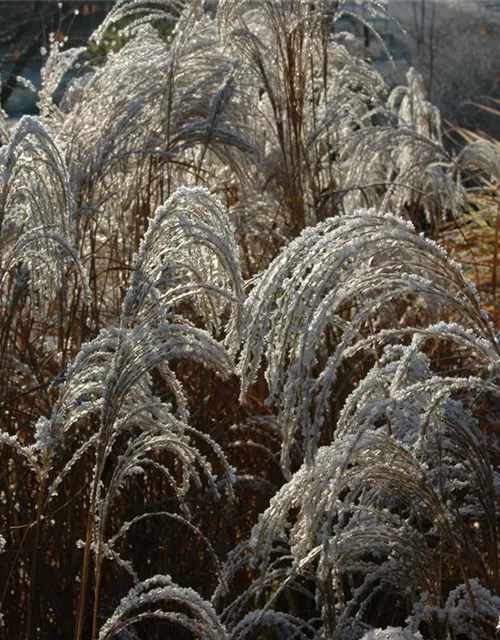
0, 1, 499, 638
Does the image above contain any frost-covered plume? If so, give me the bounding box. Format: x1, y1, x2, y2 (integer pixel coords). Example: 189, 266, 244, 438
49, 0, 252, 325
342, 67, 500, 228
0, 116, 86, 299
91, 0, 186, 40
0, 116, 72, 236
37, 320, 234, 534
0, 116, 90, 640
58, 0, 251, 203
217, 0, 390, 234
454, 137, 500, 186
48, 315, 236, 638
234, 402, 498, 636
99, 574, 228, 640
122, 186, 244, 351
0, 115, 88, 374
38, 40, 87, 125
228, 205, 500, 636
215, 1, 491, 240
238, 207, 498, 469
37, 184, 240, 639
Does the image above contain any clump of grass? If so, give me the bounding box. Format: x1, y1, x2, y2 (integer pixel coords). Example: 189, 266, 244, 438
0, 2, 499, 639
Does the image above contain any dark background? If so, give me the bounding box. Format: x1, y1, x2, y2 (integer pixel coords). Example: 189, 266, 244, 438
0, 1, 114, 116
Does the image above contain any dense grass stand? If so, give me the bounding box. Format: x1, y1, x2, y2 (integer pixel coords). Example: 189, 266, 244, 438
0, 1, 499, 639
